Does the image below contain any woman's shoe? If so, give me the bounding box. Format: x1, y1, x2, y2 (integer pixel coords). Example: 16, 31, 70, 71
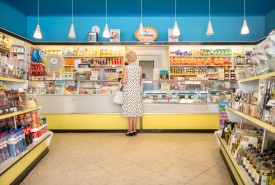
126, 131, 134, 136
133, 130, 138, 136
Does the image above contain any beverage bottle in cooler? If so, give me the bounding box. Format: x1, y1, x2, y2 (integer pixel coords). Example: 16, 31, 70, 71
9, 130, 17, 157
0, 133, 5, 164
249, 150, 261, 176
252, 154, 264, 181
28, 124, 33, 144
246, 147, 256, 172
4, 131, 10, 159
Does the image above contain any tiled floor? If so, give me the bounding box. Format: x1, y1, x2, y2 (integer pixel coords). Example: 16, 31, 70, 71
21, 133, 233, 185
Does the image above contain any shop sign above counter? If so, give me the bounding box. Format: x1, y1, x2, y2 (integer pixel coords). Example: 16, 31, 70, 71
135, 27, 158, 42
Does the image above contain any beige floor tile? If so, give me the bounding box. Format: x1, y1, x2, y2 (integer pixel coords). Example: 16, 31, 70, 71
85, 173, 130, 185
19, 133, 231, 185
156, 163, 204, 184
23, 172, 77, 185
95, 157, 134, 172
205, 162, 232, 182
185, 173, 233, 185
133, 172, 183, 185
63, 164, 108, 182
112, 164, 155, 183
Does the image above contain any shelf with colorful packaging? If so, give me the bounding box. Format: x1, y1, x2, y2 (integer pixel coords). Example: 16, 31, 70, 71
215, 39, 275, 184
0, 78, 52, 184
169, 46, 253, 81
28, 46, 126, 96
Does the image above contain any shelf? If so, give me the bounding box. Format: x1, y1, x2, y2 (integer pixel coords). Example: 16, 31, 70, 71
170, 55, 232, 58
239, 72, 275, 83
63, 65, 75, 67
30, 79, 74, 81
216, 133, 253, 185
226, 106, 275, 133
170, 65, 232, 67
0, 131, 52, 174
0, 77, 27, 83
90, 65, 123, 67
63, 55, 124, 58
78, 80, 119, 82
0, 47, 10, 52
10, 51, 24, 54
0, 107, 41, 120
170, 74, 205, 76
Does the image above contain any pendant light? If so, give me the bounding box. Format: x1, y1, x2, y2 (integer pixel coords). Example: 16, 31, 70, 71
173, 0, 180, 36
68, 0, 76, 38
33, 0, 42, 39
103, 0, 110, 38
138, 0, 144, 35
241, 0, 249, 34
206, 0, 214, 35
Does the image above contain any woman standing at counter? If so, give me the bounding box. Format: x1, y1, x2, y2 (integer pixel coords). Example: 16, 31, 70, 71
122, 51, 143, 136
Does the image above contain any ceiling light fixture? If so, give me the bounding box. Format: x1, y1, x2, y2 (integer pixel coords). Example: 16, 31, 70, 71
68, 0, 76, 38
138, 0, 144, 35
103, 0, 110, 38
173, 0, 180, 36
33, 0, 42, 39
206, 0, 214, 35
241, 0, 249, 34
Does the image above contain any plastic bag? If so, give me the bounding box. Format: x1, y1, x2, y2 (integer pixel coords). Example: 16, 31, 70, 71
262, 38, 275, 58
268, 29, 275, 43
113, 91, 123, 104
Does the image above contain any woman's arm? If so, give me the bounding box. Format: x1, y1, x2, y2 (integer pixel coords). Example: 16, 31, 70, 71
122, 67, 128, 84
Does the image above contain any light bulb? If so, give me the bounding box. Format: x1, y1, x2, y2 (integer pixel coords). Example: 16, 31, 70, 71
33, 24, 42, 39
68, 24, 76, 38
206, 20, 214, 35
241, 19, 249, 35
173, 21, 180, 36
103, 23, 110, 38
138, 22, 144, 35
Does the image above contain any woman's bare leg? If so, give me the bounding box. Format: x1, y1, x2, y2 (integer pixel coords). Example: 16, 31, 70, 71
133, 117, 138, 132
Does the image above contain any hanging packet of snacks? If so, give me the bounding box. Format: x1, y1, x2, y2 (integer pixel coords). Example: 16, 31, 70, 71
251, 47, 268, 63
268, 29, 275, 43
261, 38, 275, 58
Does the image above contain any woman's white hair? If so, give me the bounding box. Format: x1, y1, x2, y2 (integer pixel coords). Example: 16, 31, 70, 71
125, 51, 137, 63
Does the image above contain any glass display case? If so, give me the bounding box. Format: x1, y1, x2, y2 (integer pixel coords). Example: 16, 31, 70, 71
142, 80, 235, 104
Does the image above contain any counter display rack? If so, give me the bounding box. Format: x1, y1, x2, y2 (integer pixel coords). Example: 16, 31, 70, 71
0, 73, 52, 185
217, 70, 275, 184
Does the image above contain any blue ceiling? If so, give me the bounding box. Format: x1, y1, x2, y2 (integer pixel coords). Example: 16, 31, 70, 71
1, 0, 275, 16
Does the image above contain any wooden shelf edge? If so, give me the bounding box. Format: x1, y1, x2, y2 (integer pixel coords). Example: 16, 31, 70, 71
0, 77, 27, 83
239, 72, 275, 83
0, 107, 41, 120
226, 107, 275, 133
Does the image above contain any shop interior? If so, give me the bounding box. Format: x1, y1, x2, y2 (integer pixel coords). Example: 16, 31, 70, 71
0, 0, 275, 184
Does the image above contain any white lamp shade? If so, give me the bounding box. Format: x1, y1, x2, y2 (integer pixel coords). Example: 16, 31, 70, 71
241, 19, 249, 35
173, 21, 180, 36
138, 22, 144, 35
206, 20, 214, 35
68, 24, 76, 38
103, 23, 110, 38
33, 24, 42, 39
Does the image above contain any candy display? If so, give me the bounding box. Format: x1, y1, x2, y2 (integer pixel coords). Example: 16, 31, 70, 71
170, 48, 232, 56
0, 56, 29, 80
170, 56, 231, 65
62, 47, 124, 57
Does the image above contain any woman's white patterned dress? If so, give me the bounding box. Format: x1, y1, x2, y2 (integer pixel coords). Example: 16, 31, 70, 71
122, 63, 143, 117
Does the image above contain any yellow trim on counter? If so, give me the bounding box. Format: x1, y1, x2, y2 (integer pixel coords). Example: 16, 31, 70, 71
0, 138, 48, 185
217, 134, 251, 185
0, 107, 41, 120
143, 114, 219, 129
227, 107, 275, 133
44, 114, 133, 130
239, 72, 275, 83
44, 114, 219, 130
0, 77, 27, 83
